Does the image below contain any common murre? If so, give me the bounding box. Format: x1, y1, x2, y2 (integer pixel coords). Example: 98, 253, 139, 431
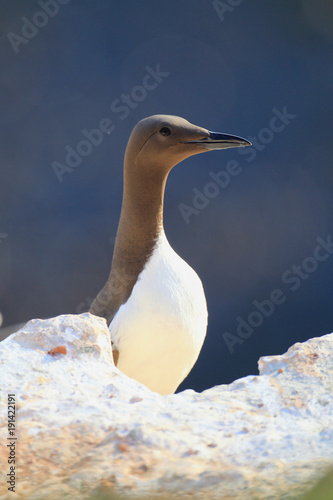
90, 115, 251, 395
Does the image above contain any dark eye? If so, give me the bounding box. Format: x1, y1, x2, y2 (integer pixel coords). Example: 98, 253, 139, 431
159, 127, 171, 136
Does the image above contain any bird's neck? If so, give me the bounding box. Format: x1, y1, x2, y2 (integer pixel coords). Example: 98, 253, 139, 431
89, 163, 169, 325
115, 167, 168, 255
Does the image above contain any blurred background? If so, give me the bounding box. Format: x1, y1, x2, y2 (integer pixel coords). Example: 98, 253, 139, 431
0, 0, 332, 392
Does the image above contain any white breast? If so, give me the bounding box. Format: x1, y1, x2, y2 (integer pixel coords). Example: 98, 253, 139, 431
109, 232, 207, 395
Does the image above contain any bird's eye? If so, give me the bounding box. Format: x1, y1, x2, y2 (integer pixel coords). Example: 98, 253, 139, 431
159, 127, 171, 136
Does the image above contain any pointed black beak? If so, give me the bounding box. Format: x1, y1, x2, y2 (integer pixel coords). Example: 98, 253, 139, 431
182, 131, 252, 150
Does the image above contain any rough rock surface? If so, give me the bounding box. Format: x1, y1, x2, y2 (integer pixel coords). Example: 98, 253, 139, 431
0, 313, 332, 499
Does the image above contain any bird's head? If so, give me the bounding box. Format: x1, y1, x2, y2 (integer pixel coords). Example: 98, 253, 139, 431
124, 114, 251, 176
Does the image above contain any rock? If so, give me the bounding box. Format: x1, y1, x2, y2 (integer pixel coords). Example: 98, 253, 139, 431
0, 313, 332, 499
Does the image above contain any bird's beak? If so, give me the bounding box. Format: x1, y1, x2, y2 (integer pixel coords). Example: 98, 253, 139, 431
182, 131, 252, 150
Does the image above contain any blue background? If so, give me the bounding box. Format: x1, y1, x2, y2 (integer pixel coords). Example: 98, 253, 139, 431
1, 0, 332, 392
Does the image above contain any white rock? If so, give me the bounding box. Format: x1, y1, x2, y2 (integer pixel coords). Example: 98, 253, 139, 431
0, 313, 332, 499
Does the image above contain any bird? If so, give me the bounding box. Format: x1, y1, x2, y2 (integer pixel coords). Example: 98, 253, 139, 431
89, 115, 251, 395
